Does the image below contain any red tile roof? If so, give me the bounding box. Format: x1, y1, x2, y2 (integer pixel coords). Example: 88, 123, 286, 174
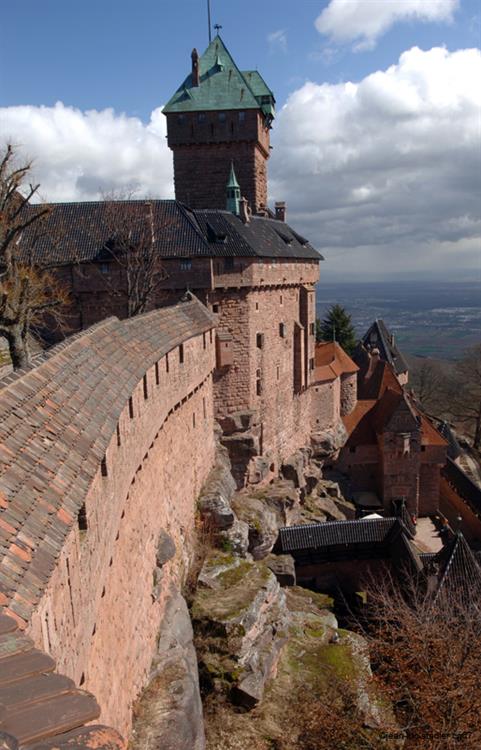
312, 341, 358, 382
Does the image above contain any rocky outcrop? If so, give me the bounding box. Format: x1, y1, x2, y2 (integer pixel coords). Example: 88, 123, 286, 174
130, 588, 205, 750
231, 480, 299, 559
193, 553, 289, 708
311, 421, 348, 459
218, 410, 264, 488
202, 584, 399, 749
265, 553, 296, 586
198, 434, 237, 531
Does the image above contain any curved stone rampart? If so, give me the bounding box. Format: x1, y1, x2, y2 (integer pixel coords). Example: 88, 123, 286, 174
0, 295, 217, 736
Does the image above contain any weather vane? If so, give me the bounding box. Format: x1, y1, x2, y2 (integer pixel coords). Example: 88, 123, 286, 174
214, 23, 222, 33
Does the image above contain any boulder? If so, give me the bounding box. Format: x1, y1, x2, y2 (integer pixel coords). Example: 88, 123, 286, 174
281, 449, 310, 489
155, 530, 176, 566
311, 421, 348, 458
218, 519, 250, 557
265, 553, 296, 587
130, 588, 205, 750
218, 410, 259, 436
231, 495, 280, 559
198, 445, 237, 530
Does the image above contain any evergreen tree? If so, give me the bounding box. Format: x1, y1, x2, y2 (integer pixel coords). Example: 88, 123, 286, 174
316, 304, 356, 354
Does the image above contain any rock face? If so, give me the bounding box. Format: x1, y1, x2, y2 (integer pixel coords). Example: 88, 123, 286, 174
130, 588, 205, 750
192, 553, 289, 708
231, 480, 299, 559
218, 410, 263, 488
311, 421, 348, 459
265, 553, 296, 587
198, 437, 237, 531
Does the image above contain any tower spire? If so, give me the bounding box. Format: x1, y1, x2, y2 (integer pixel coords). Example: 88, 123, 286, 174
226, 162, 241, 215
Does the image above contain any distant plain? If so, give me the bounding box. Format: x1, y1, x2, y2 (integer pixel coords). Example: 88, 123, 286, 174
316, 281, 481, 360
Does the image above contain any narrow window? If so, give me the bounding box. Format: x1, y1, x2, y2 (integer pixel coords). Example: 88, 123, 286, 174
193, 412, 196, 428
100, 263, 109, 275
279, 322, 286, 338
166, 353, 169, 373
143, 373, 148, 400
198, 112, 206, 123
78, 503, 88, 531
203, 332, 206, 350
239, 111, 245, 123
309, 358, 315, 371
213, 304, 220, 314
203, 397, 207, 418
280, 295, 283, 305
218, 112, 226, 123
256, 369, 262, 396
256, 333, 264, 349
310, 322, 315, 336
277, 366, 280, 380
101, 587, 106, 598
179, 344, 184, 364
101, 456, 108, 477
155, 361, 160, 385
79, 673, 85, 686
116, 423, 121, 447
180, 259, 192, 271
255, 302, 259, 311
129, 396, 134, 419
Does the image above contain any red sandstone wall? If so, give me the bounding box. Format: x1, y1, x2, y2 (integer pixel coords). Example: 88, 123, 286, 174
27, 331, 216, 737
311, 379, 340, 431
439, 476, 481, 543
340, 372, 357, 416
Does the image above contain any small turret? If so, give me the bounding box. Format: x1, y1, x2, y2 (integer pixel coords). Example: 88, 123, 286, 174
226, 163, 241, 215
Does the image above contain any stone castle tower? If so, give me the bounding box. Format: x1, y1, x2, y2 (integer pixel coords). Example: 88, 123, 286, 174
163, 35, 275, 212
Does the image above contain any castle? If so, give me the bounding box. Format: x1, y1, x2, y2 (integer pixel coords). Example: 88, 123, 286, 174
1, 35, 481, 748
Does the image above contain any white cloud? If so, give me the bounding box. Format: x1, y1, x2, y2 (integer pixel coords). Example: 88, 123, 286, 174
315, 0, 459, 51
270, 46, 481, 279
268, 29, 288, 53
0, 102, 173, 202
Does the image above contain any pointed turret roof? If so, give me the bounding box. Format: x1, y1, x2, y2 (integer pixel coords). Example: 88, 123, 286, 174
226, 162, 240, 189
163, 35, 275, 116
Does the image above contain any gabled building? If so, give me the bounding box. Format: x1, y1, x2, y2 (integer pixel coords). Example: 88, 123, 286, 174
339, 349, 447, 517
356, 319, 409, 386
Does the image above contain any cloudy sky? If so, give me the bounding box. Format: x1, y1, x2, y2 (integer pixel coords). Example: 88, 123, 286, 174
1, 0, 480, 281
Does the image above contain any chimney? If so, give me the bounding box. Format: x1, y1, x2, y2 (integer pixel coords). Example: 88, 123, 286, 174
275, 201, 286, 222
239, 197, 250, 224
191, 48, 200, 87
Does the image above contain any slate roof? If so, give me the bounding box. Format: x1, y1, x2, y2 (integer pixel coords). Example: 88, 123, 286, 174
20, 200, 322, 266
434, 531, 481, 604
436, 421, 462, 460
163, 35, 275, 117
0, 295, 215, 625
278, 518, 401, 553
360, 320, 409, 377
0, 610, 123, 749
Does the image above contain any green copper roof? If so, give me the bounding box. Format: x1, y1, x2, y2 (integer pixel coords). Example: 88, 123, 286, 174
163, 35, 275, 117
226, 162, 240, 189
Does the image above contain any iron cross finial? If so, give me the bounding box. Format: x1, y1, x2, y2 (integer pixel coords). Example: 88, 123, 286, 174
214, 23, 222, 32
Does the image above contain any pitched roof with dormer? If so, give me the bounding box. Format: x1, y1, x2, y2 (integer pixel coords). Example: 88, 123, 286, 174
163, 35, 275, 118
360, 319, 409, 377
20, 200, 322, 265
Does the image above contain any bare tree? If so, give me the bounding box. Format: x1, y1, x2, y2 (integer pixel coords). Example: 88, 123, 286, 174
409, 358, 449, 417
363, 571, 481, 750
446, 345, 481, 450
0, 145, 69, 369
94, 195, 168, 318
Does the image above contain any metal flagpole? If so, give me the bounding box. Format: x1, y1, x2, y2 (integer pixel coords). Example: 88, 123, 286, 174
207, 0, 212, 43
